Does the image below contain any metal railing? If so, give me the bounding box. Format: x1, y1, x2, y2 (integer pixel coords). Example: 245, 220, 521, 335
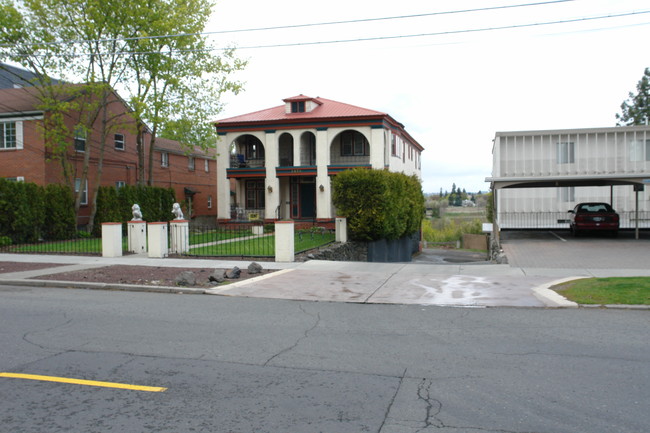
497, 211, 650, 229
0, 231, 125, 256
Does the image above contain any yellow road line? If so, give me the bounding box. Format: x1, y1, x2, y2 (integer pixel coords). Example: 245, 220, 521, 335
0, 372, 167, 392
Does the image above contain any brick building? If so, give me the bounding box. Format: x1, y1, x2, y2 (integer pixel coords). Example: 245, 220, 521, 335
0, 83, 217, 226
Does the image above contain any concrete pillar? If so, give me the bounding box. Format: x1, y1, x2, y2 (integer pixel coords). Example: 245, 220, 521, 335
148, 222, 168, 258
316, 128, 331, 219
274, 220, 295, 262
216, 133, 231, 220
335, 217, 348, 243
127, 221, 147, 254
170, 220, 190, 254
265, 131, 280, 220
101, 222, 123, 258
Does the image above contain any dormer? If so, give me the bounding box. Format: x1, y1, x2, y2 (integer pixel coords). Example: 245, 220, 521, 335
283, 94, 322, 114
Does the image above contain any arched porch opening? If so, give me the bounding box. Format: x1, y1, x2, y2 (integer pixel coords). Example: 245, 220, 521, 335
278, 133, 293, 166
300, 131, 316, 166
330, 129, 370, 165
230, 134, 265, 168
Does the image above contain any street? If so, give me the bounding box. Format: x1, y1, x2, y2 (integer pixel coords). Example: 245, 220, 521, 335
0, 286, 648, 433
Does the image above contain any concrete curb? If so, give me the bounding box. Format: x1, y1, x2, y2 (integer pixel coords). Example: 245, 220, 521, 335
531, 277, 580, 308
0, 278, 207, 295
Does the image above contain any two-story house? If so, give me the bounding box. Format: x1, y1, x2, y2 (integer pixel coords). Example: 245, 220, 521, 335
486, 125, 650, 229
214, 94, 424, 223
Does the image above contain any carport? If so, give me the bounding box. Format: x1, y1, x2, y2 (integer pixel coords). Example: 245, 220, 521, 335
486, 174, 648, 242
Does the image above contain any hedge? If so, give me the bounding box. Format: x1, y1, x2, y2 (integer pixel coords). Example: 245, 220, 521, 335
331, 169, 425, 241
0, 179, 72, 243
92, 185, 176, 235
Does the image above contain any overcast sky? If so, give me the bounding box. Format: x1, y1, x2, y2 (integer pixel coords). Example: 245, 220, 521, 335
207, 0, 650, 194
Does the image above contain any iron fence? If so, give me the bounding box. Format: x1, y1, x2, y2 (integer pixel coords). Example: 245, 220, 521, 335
497, 211, 650, 230
173, 225, 335, 258
0, 231, 124, 255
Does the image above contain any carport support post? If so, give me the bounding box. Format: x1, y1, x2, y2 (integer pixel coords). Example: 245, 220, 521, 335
635, 188, 639, 240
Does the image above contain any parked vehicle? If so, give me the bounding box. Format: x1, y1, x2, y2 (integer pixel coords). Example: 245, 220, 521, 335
568, 202, 619, 236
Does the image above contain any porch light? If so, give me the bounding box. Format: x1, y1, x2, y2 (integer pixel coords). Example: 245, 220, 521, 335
267, 185, 273, 193
319, 184, 325, 192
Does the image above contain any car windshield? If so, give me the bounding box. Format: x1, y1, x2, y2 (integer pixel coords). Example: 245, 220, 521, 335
577, 203, 613, 213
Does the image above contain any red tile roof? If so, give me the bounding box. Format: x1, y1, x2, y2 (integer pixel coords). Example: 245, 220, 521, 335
216, 95, 389, 124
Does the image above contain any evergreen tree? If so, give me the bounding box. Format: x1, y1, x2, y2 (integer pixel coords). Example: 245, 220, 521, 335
616, 67, 650, 125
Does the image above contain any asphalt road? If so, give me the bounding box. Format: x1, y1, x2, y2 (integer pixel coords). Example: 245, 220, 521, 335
1, 286, 648, 433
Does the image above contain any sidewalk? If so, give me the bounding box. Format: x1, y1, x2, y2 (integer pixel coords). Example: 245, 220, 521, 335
3, 252, 649, 308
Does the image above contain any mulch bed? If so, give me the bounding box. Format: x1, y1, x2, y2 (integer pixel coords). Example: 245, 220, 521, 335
28, 265, 275, 288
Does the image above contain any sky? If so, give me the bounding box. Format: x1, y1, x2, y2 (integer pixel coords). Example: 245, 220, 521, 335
205, 0, 650, 194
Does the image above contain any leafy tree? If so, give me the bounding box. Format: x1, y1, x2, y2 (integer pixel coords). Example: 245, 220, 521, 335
616, 67, 650, 126
0, 0, 244, 227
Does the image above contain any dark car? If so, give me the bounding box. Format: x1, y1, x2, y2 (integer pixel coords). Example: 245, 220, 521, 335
568, 202, 619, 237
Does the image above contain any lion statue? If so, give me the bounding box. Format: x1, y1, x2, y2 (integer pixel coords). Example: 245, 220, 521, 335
171, 202, 184, 220
131, 204, 143, 221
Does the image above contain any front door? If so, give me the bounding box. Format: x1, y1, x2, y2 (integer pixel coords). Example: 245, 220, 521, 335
291, 177, 316, 219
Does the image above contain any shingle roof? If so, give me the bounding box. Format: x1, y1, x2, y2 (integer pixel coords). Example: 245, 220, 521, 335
0, 86, 42, 114
0, 62, 63, 89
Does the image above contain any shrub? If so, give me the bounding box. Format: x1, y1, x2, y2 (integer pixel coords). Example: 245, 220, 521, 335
0, 236, 12, 247
332, 169, 424, 241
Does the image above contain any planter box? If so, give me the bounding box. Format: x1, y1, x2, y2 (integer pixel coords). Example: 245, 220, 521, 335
252, 225, 264, 235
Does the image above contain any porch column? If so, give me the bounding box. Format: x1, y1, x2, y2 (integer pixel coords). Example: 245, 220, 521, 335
216, 133, 231, 220
264, 131, 280, 220
315, 128, 331, 219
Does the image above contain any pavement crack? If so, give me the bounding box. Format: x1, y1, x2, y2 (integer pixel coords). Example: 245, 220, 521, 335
21, 313, 73, 351
364, 264, 406, 303
263, 303, 320, 367
378, 368, 407, 433
416, 378, 443, 431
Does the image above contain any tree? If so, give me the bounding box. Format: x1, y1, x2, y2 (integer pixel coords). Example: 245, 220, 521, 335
1, 0, 245, 227
616, 67, 650, 126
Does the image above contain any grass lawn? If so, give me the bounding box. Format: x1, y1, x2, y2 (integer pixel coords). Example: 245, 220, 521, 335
187, 232, 335, 257
7, 237, 127, 254
552, 277, 650, 305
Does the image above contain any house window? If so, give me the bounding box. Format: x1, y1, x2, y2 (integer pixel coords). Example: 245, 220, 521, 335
204, 159, 209, 172
74, 126, 87, 152
1, 122, 16, 149
114, 133, 125, 150
291, 101, 305, 113
391, 135, 396, 156
188, 156, 195, 171
115, 181, 126, 189
341, 131, 368, 156
629, 139, 650, 161
5, 176, 24, 182
207, 195, 212, 209
559, 186, 575, 202
75, 178, 88, 205
161, 152, 169, 167
556, 141, 574, 164
245, 180, 265, 209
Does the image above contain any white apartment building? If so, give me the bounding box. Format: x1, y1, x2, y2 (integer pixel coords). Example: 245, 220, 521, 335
486, 125, 650, 229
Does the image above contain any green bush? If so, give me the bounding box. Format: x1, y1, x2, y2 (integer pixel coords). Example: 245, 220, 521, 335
422, 218, 483, 243
332, 169, 424, 241
0, 236, 12, 247
92, 185, 176, 235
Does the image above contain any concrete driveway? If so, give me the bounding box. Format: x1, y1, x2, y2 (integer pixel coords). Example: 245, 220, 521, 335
500, 229, 650, 271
